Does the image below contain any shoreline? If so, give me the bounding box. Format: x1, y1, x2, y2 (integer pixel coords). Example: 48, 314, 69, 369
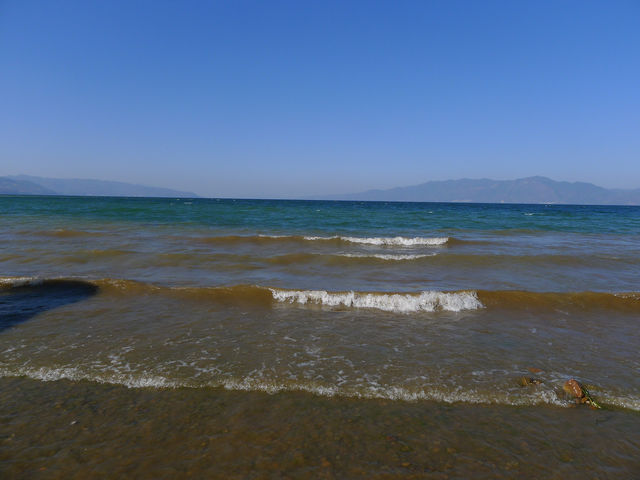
2, 376, 639, 479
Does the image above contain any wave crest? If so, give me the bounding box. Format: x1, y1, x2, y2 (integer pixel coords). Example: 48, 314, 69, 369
9, 366, 633, 410
270, 289, 482, 313
0, 276, 44, 288
304, 235, 449, 246
341, 253, 435, 261
197, 234, 450, 247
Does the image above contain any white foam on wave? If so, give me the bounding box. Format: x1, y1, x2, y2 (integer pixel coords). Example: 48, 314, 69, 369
596, 393, 640, 411
221, 377, 340, 397
0, 366, 571, 407
303, 235, 449, 246
270, 289, 482, 313
5, 366, 640, 410
0, 365, 178, 389
341, 253, 435, 261
0, 276, 44, 287
211, 377, 570, 408
1, 365, 559, 407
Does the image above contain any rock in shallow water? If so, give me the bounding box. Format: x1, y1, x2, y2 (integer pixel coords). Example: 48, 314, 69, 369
563, 379, 601, 409
518, 376, 542, 387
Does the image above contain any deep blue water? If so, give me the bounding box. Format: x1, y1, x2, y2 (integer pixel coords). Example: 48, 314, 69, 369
2, 195, 640, 235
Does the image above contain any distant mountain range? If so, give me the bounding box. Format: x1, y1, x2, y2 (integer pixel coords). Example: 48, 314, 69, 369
3, 174, 640, 205
320, 176, 640, 205
0, 175, 198, 198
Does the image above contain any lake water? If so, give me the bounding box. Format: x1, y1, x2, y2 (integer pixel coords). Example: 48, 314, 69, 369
1, 196, 639, 478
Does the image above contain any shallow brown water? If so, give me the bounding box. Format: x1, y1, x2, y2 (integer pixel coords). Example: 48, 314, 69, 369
2, 377, 639, 479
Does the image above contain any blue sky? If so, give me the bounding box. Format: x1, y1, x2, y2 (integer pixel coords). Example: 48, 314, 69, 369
1, 0, 639, 198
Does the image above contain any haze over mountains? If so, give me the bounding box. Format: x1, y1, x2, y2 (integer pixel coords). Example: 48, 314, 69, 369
0, 175, 198, 198
321, 176, 640, 205
2, 174, 640, 205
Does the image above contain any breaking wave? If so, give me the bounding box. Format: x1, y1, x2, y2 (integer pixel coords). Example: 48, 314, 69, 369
264, 252, 435, 265
0, 366, 576, 408
4, 365, 639, 411
270, 289, 482, 313
340, 253, 435, 261
303, 235, 449, 246
2, 276, 639, 313
196, 234, 450, 247
0, 276, 44, 288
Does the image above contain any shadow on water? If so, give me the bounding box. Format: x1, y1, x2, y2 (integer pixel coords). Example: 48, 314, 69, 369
0, 280, 98, 332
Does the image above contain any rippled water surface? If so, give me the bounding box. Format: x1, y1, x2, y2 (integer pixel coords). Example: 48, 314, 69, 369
1, 195, 639, 478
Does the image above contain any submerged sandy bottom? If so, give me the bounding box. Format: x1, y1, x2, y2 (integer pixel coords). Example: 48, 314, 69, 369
1, 377, 639, 479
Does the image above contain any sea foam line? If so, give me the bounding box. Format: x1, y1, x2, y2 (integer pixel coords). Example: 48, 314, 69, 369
269, 289, 482, 313
303, 235, 449, 246
1, 366, 577, 408
0, 366, 179, 389
341, 253, 435, 260
0, 276, 44, 287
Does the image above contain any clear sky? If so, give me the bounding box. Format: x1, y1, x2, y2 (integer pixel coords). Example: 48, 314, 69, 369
1, 0, 639, 198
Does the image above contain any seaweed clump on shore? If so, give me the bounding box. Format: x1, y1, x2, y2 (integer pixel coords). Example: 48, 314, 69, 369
563, 379, 601, 409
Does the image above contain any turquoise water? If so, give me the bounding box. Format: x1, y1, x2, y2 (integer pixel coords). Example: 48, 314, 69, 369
3, 195, 640, 234
2, 195, 640, 292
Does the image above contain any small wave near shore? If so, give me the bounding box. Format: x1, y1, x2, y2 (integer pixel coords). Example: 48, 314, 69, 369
197, 234, 451, 247
3, 276, 639, 313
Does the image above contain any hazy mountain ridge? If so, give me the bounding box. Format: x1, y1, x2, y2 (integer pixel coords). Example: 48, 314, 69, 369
322, 176, 640, 205
1, 175, 198, 198
0, 177, 57, 195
